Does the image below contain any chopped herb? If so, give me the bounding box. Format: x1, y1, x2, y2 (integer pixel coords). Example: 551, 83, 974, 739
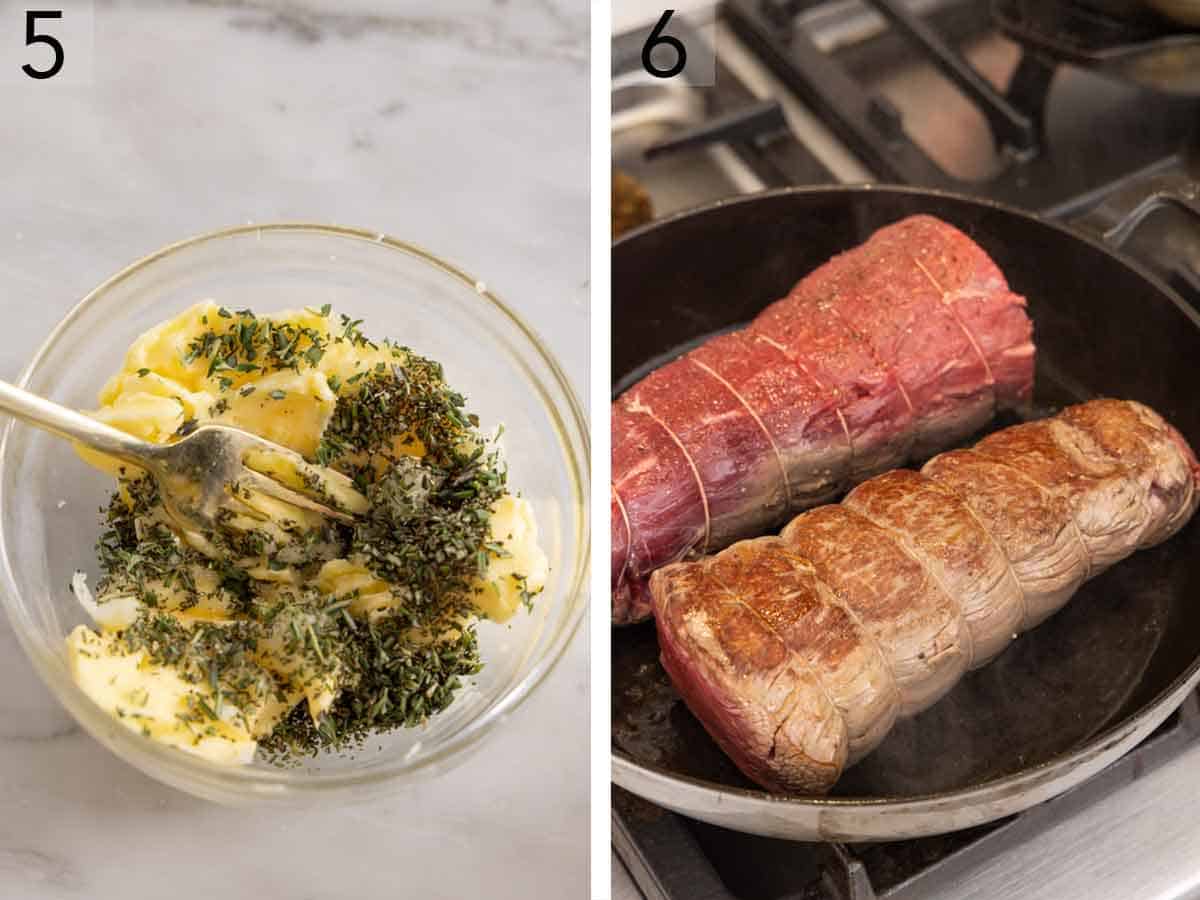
351, 448, 506, 629
84, 305, 526, 765
182, 308, 331, 380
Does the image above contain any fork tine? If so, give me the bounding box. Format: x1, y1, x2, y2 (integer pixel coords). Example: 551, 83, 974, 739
221, 485, 274, 523
241, 442, 369, 515
233, 468, 357, 525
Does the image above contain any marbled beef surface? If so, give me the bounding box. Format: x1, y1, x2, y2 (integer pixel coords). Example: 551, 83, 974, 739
651, 399, 1200, 794
613, 215, 1035, 624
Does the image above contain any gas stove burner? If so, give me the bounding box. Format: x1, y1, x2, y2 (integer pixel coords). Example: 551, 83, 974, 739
722, 0, 1199, 210
612, 0, 1200, 296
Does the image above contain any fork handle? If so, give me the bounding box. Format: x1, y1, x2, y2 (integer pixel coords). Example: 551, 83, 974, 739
0, 379, 155, 465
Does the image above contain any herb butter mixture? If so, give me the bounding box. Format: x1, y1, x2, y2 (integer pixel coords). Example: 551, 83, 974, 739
65, 302, 547, 765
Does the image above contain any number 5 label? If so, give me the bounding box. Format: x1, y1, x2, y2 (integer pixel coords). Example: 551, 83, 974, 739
1, 2, 93, 86
24, 11, 65, 79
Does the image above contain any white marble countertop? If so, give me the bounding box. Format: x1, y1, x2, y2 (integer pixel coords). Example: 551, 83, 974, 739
0, 2, 588, 898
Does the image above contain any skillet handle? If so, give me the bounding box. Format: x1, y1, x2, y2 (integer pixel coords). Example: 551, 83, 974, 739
1102, 184, 1200, 249
1073, 173, 1200, 250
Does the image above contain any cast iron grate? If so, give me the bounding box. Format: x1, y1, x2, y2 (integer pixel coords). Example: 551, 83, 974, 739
703, 0, 1197, 214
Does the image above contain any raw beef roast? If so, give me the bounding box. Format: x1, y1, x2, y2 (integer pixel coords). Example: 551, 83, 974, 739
612, 215, 1035, 624
651, 399, 1200, 794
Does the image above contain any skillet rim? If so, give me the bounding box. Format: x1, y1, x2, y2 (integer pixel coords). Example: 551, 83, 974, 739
610, 182, 1200, 811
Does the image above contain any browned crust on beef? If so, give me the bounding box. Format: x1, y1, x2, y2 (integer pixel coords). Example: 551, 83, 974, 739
844, 469, 1024, 665
651, 399, 1200, 795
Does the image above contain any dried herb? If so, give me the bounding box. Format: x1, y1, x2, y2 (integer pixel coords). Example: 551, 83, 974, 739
182, 308, 332, 384
85, 306, 527, 764
351, 448, 506, 628
118, 612, 275, 731
261, 621, 481, 759
95, 478, 201, 609
316, 353, 475, 474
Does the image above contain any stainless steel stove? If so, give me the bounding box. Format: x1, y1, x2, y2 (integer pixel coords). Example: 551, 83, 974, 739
611, 2, 1200, 897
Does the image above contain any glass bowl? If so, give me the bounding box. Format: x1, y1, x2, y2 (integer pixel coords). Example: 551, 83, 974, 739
0, 224, 589, 804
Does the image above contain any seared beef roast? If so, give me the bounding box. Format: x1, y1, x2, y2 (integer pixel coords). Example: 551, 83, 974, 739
651, 400, 1200, 793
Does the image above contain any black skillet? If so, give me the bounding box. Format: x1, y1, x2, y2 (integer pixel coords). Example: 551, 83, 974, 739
611, 184, 1200, 841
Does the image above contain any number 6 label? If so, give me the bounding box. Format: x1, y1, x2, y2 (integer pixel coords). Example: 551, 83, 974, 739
642, 11, 687, 79
1, 3, 93, 86
628, 8, 715, 87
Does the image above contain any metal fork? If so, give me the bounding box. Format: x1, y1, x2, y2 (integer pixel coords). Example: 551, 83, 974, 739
0, 379, 368, 532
